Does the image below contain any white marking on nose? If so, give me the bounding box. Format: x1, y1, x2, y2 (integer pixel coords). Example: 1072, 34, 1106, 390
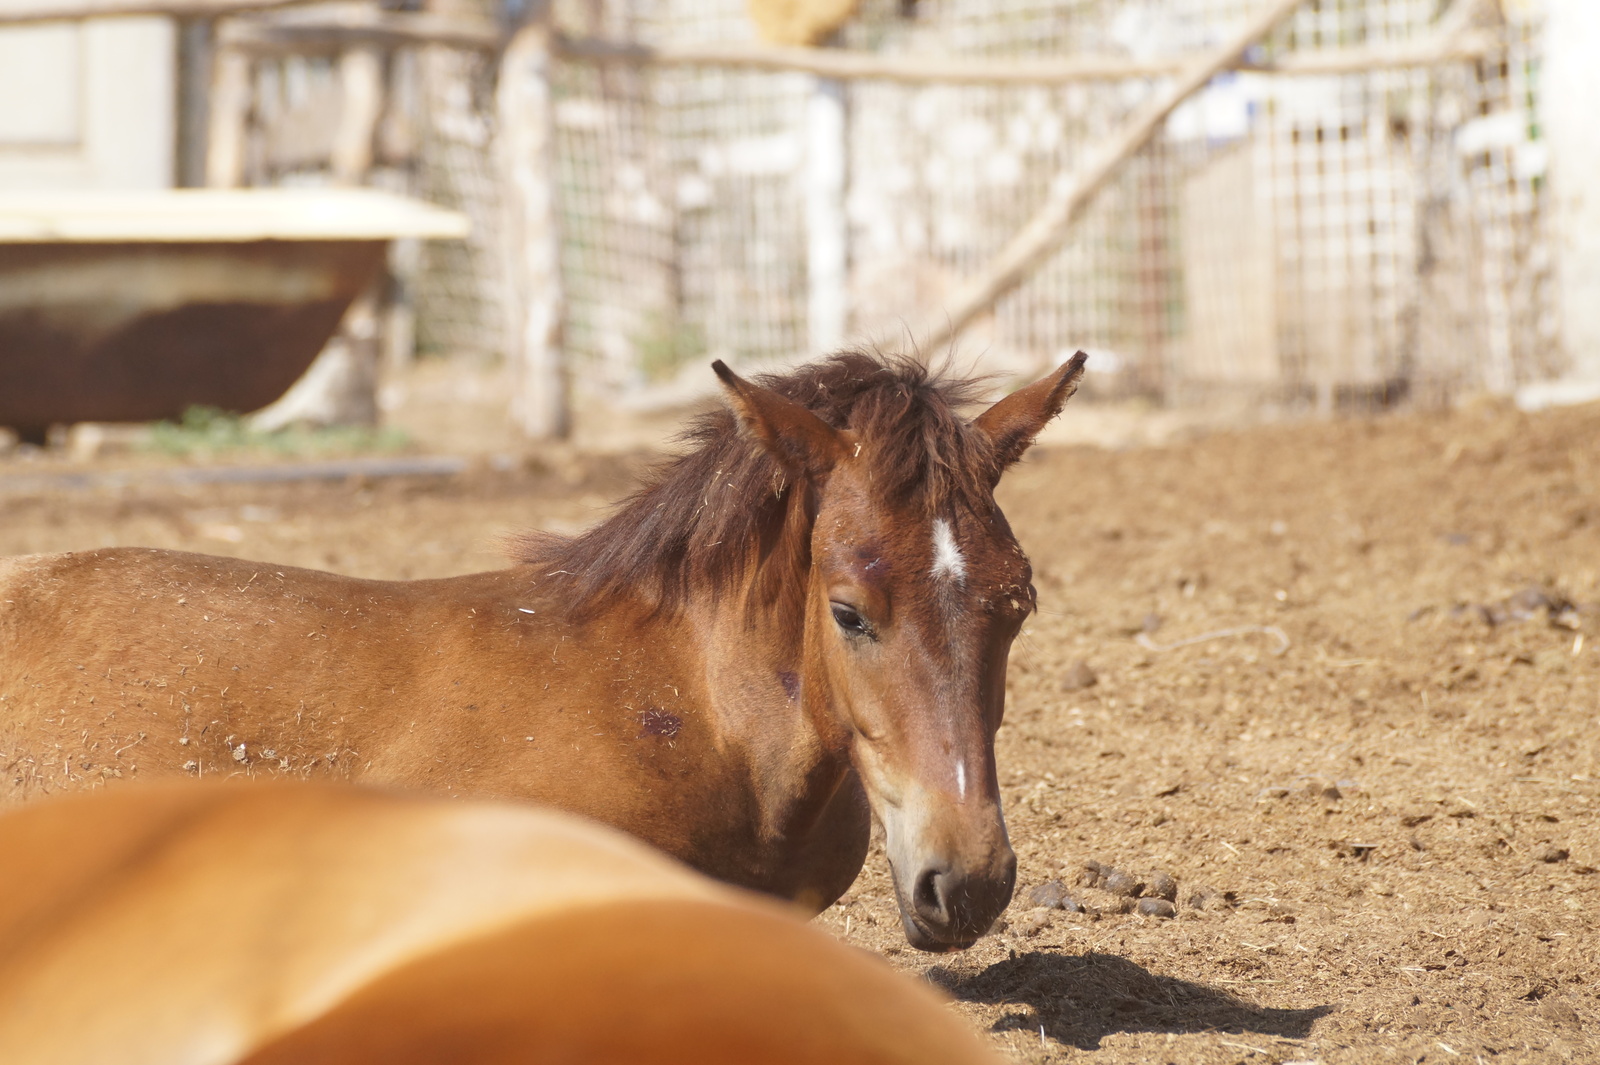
931, 519, 966, 583
956, 759, 968, 801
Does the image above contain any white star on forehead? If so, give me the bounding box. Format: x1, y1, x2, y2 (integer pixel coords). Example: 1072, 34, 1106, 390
931, 518, 966, 583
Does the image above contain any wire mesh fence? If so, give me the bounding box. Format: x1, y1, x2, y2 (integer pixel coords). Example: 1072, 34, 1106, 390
530, 0, 1557, 413
235, 0, 1561, 418
413, 47, 507, 359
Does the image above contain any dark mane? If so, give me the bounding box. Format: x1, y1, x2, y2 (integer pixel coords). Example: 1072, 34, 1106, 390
514, 351, 999, 617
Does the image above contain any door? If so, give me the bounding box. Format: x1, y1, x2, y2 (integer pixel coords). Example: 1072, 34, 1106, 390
0, 17, 174, 190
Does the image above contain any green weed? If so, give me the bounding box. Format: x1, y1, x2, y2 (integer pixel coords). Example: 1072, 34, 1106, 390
147, 406, 410, 459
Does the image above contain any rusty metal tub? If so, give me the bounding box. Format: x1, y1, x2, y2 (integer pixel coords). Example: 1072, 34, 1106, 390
0, 189, 470, 438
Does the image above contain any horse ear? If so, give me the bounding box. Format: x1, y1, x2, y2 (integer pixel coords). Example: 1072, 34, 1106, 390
712, 360, 847, 476
972, 351, 1089, 472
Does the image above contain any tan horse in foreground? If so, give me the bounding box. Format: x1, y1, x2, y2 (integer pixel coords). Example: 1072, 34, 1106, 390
0, 780, 1000, 1065
0, 350, 1086, 950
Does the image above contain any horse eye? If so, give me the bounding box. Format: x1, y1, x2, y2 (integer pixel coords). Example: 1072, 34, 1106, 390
830, 602, 871, 637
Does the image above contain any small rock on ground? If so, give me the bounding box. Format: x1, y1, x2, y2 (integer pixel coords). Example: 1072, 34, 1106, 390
1060, 659, 1098, 691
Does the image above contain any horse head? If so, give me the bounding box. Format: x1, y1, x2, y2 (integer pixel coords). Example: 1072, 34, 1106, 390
714, 353, 1087, 951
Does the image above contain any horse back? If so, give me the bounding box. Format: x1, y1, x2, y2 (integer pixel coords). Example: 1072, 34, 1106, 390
0, 548, 718, 856
0, 547, 516, 803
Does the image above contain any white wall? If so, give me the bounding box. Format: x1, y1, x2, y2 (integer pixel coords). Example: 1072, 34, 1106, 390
1542, 0, 1600, 382
0, 17, 175, 190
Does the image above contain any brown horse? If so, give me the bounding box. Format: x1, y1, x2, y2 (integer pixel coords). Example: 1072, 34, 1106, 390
0, 780, 1001, 1065
0, 350, 1086, 951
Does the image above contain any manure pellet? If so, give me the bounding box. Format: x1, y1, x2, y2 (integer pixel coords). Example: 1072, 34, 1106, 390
1137, 898, 1177, 918
1142, 871, 1178, 901
1027, 880, 1070, 909
1079, 859, 1110, 888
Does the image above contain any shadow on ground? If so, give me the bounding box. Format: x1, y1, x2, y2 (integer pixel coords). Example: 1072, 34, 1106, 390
926, 951, 1335, 1051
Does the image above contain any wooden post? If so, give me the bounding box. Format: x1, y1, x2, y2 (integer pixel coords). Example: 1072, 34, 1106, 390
319, 45, 387, 424
204, 42, 250, 187
805, 74, 847, 355
331, 44, 383, 183
496, 1, 569, 440
175, 18, 214, 187
918, 0, 1307, 352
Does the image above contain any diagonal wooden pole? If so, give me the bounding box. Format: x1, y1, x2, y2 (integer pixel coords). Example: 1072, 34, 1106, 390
917, 0, 1307, 354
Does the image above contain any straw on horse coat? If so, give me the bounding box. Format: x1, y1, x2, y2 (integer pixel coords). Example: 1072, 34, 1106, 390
0, 350, 1087, 951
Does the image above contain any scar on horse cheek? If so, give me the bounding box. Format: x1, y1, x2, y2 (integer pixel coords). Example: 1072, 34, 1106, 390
778, 670, 800, 700
849, 545, 890, 582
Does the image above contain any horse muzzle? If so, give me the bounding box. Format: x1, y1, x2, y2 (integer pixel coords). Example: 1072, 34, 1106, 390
892, 841, 1016, 952
854, 739, 1017, 950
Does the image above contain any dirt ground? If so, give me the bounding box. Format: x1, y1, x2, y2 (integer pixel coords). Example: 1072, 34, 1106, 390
1, 365, 1595, 1064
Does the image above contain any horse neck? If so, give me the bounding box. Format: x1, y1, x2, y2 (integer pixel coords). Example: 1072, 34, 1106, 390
692, 503, 849, 838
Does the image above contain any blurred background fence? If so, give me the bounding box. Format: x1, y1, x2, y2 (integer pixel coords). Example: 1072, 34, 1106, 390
4, 0, 1583, 433
535, 0, 1552, 416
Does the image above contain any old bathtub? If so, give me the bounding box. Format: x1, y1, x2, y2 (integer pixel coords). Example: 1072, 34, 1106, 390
0, 188, 469, 439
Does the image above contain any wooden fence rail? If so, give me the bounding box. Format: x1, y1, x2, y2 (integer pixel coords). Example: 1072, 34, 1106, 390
2, 0, 1494, 82
219, 8, 499, 54
0, 0, 312, 25
554, 26, 1495, 83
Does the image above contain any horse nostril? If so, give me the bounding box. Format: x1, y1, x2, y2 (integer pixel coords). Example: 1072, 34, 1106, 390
913, 865, 950, 925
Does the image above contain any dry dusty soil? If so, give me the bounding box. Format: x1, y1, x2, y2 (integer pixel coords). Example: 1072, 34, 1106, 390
1, 391, 1596, 1065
